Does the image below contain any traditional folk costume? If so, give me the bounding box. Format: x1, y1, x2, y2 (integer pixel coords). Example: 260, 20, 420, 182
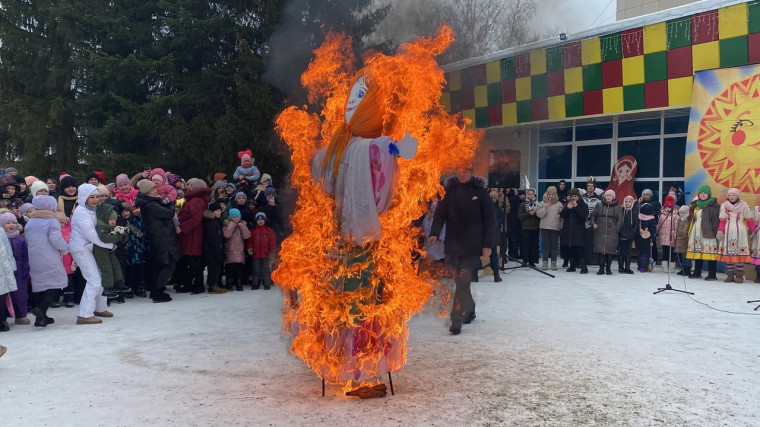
687, 185, 720, 280
716, 188, 756, 283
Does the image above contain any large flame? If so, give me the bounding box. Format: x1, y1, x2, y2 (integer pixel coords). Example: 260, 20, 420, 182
273, 25, 482, 390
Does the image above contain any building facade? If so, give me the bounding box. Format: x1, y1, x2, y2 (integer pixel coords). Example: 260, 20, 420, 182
442, 0, 758, 200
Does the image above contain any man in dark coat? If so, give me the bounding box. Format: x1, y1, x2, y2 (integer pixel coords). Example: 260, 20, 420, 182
429, 165, 495, 335
177, 178, 212, 294
506, 189, 524, 259
202, 202, 225, 293
560, 188, 589, 274
134, 180, 182, 302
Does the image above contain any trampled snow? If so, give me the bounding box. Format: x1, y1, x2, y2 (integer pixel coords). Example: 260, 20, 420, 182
2, 262, 759, 426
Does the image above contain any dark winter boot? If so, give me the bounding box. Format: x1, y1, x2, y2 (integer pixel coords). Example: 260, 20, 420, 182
31, 307, 47, 327
595, 254, 604, 275
624, 256, 634, 274
605, 255, 613, 275
566, 257, 576, 273
677, 264, 691, 276
618, 256, 625, 273
562, 258, 569, 268
493, 270, 502, 283
579, 259, 588, 274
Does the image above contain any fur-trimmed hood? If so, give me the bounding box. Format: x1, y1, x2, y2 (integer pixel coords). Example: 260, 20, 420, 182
443, 174, 488, 190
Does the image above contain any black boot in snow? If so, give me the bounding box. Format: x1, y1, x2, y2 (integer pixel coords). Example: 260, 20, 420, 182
580, 259, 588, 274
605, 255, 613, 275
31, 307, 47, 327
624, 256, 634, 274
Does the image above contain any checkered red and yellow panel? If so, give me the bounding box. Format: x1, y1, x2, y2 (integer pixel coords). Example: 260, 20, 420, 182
443, 2, 760, 127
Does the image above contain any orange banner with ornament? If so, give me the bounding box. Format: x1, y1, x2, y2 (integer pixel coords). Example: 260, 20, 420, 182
685, 65, 760, 206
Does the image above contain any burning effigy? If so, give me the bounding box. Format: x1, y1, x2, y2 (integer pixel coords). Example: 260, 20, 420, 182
273, 25, 481, 392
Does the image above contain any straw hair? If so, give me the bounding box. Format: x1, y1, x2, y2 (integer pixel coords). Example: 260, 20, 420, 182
320, 69, 384, 176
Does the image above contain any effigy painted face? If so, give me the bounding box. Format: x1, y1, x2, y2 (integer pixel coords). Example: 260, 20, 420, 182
345, 75, 368, 123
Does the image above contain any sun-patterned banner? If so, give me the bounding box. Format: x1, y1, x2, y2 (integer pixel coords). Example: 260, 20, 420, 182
685, 64, 760, 206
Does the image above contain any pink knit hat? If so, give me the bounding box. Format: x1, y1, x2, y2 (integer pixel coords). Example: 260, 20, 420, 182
0, 212, 17, 226
115, 174, 130, 186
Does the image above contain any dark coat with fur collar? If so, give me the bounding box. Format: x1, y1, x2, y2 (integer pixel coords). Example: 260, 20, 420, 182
430, 175, 495, 257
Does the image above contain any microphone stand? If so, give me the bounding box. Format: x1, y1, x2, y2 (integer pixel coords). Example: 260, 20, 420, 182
654, 209, 694, 295
501, 254, 555, 278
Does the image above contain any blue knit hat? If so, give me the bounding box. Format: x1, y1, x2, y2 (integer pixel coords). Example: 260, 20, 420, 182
234, 191, 247, 202
255, 212, 266, 221
229, 208, 241, 219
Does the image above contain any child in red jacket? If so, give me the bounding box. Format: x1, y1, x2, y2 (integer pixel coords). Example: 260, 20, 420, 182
246, 212, 276, 290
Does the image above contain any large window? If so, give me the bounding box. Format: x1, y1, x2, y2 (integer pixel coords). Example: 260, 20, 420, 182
538, 145, 572, 179
537, 109, 689, 202
577, 144, 612, 177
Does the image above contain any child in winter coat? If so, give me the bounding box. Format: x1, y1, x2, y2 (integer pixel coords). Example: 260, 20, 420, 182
617, 195, 639, 274
93, 203, 130, 298
58, 212, 79, 306
24, 195, 69, 327
230, 192, 254, 225
223, 208, 251, 291
0, 213, 30, 326
233, 149, 261, 186
114, 174, 139, 207
121, 205, 149, 297
0, 226, 16, 332
203, 202, 225, 292
259, 189, 285, 243
636, 203, 656, 273
150, 168, 178, 204
675, 205, 692, 276
657, 195, 679, 273
717, 188, 756, 283
247, 212, 276, 290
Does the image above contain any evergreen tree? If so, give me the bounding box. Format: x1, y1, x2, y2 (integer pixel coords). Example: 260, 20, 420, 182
0, 1, 81, 176
76, 0, 287, 182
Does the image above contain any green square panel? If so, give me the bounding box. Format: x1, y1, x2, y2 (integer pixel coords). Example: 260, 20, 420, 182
601, 33, 622, 61
623, 84, 645, 111
475, 107, 489, 128
516, 100, 532, 123
667, 17, 692, 49
565, 93, 584, 117
546, 46, 564, 72
500, 57, 515, 81
582, 63, 602, 91
487, 83, 501, 106
750, 1, 760, 34
720, 36, 749, 68
449, 90, 462, 111
531, 74, 547, 99
644, 51, 667, 82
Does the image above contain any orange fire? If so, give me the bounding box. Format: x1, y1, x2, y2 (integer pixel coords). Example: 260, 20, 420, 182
273, 25, 482, 391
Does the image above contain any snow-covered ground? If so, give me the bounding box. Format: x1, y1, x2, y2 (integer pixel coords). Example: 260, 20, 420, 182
2, 262, 759, 426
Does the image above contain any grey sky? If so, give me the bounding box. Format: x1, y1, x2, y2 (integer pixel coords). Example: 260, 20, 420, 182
534, 0, 617, 34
